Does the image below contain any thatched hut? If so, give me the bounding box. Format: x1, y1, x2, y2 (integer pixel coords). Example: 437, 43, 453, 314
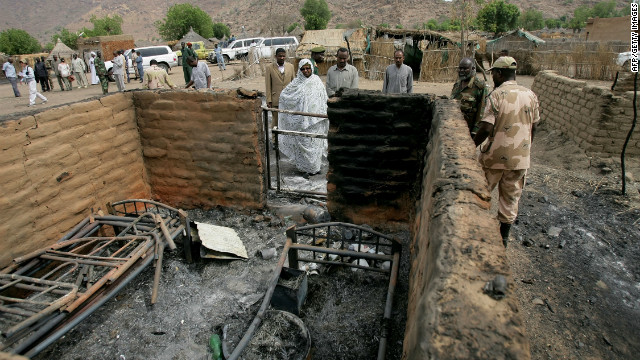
486, 29, 545, 75
47, 39, 75, 62
295, 28, 367, 75
367, 28, 458, 82
174, 27, 214, 51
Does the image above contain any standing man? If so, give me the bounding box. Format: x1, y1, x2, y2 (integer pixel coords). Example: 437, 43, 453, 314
122, 49, 131, 83
18, 60, 47, 107
326, 47, 359, 97
265, 47, 295, 139
310, 46, 325, 75
473, 57, 540, 247
144, 59, 176, 89
185, 56, 211, 90
57, 58, 72, 91
51, 55, 65, 91
135, 51, 144, 83
214, 44, 226, 71
94, 51, 109, 94
3, 57, 21, 97
112, 50, 126, 92
383, 50, 413, 94
72, 54, 88, 89
35, 57, 50, 92
181, 42, 197, 85
451, 57, 487, 136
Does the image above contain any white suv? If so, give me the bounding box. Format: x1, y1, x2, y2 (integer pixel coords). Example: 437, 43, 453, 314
105, 46, 178, 79
257, 36, 299, 58
211, 37, 264, 62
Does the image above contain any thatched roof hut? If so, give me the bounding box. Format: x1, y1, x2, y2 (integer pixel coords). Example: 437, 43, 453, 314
47, 39, 75, 61
175, 27, 214, 50
295, 28, 367, 75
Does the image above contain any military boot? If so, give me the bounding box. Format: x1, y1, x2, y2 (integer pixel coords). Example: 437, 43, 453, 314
500, 222, 512, 248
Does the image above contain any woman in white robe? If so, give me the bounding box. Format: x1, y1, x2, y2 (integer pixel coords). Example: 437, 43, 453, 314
278, 59, 329, 175
90, 52, 99, 85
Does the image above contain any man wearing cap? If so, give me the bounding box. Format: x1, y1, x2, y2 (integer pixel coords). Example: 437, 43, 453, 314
181, 42, 197, 85
474, 56, 540, 247
310, 46, 325, 75
451, 57, 487, 136
326, 47, 359, 97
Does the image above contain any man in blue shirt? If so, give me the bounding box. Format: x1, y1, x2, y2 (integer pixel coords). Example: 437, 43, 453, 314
2, 58, 21, 97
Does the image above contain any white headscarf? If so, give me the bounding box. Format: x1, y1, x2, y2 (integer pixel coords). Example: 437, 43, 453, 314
90, 51, 96, 56
277, 58, 329, 174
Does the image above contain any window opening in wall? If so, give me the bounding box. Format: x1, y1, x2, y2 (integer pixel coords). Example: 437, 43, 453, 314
262, 107, 329, 198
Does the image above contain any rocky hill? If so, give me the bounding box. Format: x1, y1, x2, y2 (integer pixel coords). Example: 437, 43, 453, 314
2, 0, 628, 45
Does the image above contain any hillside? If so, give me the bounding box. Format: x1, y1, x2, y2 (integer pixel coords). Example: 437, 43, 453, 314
1, 0, 629, 45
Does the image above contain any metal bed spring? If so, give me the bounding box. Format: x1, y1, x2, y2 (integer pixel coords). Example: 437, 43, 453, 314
227, 223, 401, 360
0, 199, 190, 356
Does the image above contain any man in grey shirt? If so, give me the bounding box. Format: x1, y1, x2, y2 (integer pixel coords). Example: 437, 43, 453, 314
326, 47, 359, 97
382, 50, 413, 94
2, 57, 21, 97
185, 56, 211, 90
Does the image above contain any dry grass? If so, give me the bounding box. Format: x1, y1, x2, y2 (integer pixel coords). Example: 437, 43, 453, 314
531, 42, 618, 80
365, 40, 395, 80
419, 45, 461, 82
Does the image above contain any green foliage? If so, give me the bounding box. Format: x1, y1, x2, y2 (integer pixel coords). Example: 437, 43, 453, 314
85, 15, 123, 36
568, 1, 623, 30
545, 18, 567, 29
519, 9, 544, 30
212, 23, 230, 39
395, 24, 403, 29
155, 3, 214, 40
300, 0, 331, 30
0, 28, 41, 55
378, 23, 390, 29
287, 22, 300, 33
346, 19, 363, 28
476, 0, 520, 35
49, 28, 80, 50
420, 17, 461, 31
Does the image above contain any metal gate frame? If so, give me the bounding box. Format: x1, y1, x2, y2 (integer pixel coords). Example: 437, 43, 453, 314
262, 106, 329, 198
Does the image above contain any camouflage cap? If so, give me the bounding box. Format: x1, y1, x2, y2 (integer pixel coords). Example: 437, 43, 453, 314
489, 56, 517, 70
311, 46, 326, 53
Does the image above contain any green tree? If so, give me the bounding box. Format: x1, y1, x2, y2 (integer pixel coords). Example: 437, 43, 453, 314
300, 0, 331, 30
212, 23, 230, 39
0, 28, 41, 54
85, 14, 124, 36
591, 0, 617, 18
519, 9, 544, 30
49, 28, 80, 50
155, 3, 214, 40
477, 0, 520, 35
287, 22, 300, 33
568, 5, 591, 29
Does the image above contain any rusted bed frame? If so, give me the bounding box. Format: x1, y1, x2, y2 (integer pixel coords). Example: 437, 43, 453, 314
227, 222, 401, 360
0, 199, 191, 357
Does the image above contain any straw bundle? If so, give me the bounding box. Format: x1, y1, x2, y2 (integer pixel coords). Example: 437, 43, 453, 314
366, 40, 395, 80
531, 42, 618, 80
419, 45, 461, 82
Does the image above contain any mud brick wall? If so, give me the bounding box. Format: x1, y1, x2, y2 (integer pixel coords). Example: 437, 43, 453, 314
532, 70, 639, 158
403, 99, 530, 359
326, 89, 433, 228
133, 91, 265, 210
0, 93, 150, 267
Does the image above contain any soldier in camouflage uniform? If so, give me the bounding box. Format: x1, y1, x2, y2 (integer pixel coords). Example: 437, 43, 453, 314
451, 57, 487, 136
474, 56, 540, 247
94, 51, 109, 95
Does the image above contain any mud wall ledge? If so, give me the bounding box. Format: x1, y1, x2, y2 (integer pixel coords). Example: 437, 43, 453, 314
403, 99, 530, 359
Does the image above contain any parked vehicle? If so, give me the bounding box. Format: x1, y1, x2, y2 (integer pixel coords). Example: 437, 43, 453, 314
176, 41, 214, 62
256, 36, 299, 58
105, 46, 178, 80
616, 51, 633, 70
209, 37, 264, 62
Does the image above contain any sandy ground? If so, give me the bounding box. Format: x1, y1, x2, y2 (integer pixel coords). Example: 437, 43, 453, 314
0, 60, 535, 118
3, 60, 639, 359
